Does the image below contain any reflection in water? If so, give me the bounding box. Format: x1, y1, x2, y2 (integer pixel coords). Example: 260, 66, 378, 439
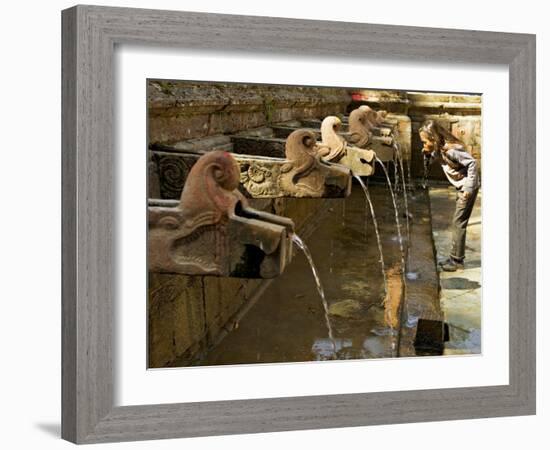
383, 264, 403, 355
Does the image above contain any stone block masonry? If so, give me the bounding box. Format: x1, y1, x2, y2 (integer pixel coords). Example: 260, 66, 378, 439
148, 80, 351, 145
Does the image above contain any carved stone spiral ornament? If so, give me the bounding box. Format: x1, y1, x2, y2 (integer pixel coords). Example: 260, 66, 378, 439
240, 163, 279, 197
155, 153, 193, 199
248, 164, 267, 183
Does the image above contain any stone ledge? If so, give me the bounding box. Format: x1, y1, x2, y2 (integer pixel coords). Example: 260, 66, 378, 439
398, 189, 443, 357
148, 80, 351, 145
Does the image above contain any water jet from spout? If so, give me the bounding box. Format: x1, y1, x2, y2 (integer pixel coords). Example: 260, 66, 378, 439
375, 156, 406, 271
353, 174, 388, 300
394, 142, 411, 244
291, 233, 336, 354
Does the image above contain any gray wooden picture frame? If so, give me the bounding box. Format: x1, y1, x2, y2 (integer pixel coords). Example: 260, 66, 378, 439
61, 4, 536, 444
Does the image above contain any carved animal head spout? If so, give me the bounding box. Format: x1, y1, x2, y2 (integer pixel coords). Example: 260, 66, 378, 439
358, 105, 379, 127
236, 129, 351, 198
148, 150, 295, 278
347, 107, 395, 162
320, 116, 347, 162
358, 106, 393, 135
320, 116, 375, 177
280, 129, 323, 195
347, 108, 372, 148
360, 106, 398, 129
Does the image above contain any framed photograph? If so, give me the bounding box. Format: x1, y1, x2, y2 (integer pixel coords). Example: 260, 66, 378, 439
62, 5, 535, 444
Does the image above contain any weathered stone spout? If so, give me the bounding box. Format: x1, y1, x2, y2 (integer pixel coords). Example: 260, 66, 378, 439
359, 106, 398, 130
319, 116, 376, 177
347, 108, 373, 147
238, 129, 351, 198
148, 151, 294, 278
347, 108, 395, 161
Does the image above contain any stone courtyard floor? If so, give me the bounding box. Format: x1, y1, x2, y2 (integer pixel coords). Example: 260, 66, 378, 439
429, 186, 482, 355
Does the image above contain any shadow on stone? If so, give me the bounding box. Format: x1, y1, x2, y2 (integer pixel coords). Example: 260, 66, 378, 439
440, 277, 480, 290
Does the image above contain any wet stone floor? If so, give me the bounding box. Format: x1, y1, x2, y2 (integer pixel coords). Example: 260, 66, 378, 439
199, 181, 413, 366
429, 186, 482, 355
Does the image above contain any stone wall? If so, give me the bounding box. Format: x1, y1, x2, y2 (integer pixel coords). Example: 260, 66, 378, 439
148, 80, 351, 145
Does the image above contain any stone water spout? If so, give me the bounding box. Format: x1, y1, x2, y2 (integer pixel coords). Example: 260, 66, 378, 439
238, 129, 351, 198
356, 105, 397, 138
359, 106, 398, 131
347, 108, 395, 161
148, 151, 294, 278
319, 116, 376, 177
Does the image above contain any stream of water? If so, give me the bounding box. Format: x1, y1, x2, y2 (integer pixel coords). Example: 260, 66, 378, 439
291, 233, 336, 354
375, 156, 406, 271
394, 142, 411, 244
353, 174, 387, 298
393, 155, 400, 193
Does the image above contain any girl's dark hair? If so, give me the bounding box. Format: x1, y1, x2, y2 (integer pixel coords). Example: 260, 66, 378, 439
419, 120, 463, 146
